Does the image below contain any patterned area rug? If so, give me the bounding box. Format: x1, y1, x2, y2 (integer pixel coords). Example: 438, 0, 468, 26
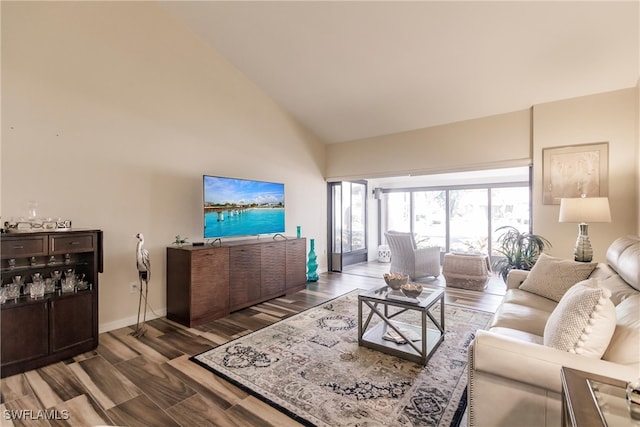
192, 290, 493, 426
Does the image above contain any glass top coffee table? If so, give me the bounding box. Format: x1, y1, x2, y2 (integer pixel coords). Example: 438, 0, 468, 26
561, 367, 639, 427
358, 285, 445, 365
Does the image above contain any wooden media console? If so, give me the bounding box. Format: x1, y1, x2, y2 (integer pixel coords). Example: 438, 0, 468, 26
166, 237, 307, 327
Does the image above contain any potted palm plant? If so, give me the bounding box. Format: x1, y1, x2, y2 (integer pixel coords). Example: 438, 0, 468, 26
493, 226, 551, 281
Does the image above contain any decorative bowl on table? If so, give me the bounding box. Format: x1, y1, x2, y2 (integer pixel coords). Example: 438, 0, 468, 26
383, 273, 409, 290
401, 283, 423, 299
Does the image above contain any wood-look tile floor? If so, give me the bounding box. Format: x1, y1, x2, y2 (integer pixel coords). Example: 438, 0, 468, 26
0, 262, 505, 427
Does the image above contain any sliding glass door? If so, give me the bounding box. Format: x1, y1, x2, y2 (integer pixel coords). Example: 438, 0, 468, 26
328, 181, 367, 271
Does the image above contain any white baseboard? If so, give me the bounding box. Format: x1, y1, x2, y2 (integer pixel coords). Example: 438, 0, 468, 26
99, 307, 167, 334
98, 273, 328, 334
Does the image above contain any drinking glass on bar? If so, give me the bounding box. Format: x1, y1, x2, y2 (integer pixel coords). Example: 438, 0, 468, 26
30, 279, 45, 299
6, 282, 20, 302
44, 278, 55, 293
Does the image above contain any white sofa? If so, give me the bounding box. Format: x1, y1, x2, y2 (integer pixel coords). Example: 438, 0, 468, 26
467, 235, 640, 427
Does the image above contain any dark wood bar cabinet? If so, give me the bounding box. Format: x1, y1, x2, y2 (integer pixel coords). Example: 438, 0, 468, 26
0, 230, 103, 378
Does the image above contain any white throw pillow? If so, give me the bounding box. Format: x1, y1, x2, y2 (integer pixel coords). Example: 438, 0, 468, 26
543, 279, 616, 358
519, 253, 597, 302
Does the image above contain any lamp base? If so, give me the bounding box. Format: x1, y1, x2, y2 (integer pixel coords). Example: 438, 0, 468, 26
574, 223, 593, 262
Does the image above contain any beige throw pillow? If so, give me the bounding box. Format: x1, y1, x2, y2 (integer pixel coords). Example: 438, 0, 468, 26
519, 253, 597, 302
543, 279, 616, 359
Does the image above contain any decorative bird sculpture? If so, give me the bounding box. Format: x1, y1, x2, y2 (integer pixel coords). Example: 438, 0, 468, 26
132, 233, 150, 337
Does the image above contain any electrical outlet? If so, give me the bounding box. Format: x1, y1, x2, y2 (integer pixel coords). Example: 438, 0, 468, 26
130, 282, 139, 294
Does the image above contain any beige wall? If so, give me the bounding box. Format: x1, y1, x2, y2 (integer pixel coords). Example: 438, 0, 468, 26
1, 2, 327, 331
532, 88, 638, 262
328, 87, 639, 264
325, 109, 532, 181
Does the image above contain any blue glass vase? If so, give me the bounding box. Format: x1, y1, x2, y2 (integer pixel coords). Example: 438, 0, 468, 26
307, 238, 319, 282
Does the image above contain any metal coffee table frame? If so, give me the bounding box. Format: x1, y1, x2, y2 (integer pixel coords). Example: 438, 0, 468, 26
358, 286, 445, 365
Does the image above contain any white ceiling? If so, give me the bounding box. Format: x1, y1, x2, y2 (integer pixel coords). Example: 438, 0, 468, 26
162, 1, 639, 144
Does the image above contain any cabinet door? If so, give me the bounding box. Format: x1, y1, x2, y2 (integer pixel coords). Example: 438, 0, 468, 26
1, 302, 49, 367
166, 248, 192, 325
286, 239, 308, 290
50, 292, 95, 353
229, 245, 261, 308
261, 241, 285, 298
191, 248, 230, 322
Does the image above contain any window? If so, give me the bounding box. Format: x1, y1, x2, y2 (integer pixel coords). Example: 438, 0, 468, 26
386, 192, 411, 232
490, 186, 530, 256
413, 191, 446, 249
449, 189, 488, 253
382, 183, 530, 257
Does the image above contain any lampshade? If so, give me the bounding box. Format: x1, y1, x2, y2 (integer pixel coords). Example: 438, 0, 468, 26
559, 197, 611, 223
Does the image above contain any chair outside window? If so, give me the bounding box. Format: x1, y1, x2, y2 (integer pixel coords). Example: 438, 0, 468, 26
384, 231, 441, 280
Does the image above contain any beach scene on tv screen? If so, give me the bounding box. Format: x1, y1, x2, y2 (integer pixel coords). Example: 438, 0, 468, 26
204, 176, 285, 238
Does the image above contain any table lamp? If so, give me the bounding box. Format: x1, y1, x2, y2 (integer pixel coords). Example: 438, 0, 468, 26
559, 195, 611, 262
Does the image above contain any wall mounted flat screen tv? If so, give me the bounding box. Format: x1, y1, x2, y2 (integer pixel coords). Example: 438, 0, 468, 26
203, 175, 285, 239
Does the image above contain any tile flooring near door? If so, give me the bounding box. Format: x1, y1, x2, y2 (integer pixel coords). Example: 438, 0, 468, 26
0, 261, 505, 427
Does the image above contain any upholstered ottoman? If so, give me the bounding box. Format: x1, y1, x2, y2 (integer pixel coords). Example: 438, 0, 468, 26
442, 253, 491, 290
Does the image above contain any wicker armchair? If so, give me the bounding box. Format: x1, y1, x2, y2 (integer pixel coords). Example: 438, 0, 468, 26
384, 231, 441, 280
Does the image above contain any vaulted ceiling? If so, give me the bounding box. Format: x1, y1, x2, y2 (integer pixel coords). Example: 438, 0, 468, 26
162, 1, 639, 144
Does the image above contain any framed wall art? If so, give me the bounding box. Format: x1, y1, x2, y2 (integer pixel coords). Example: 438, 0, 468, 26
542, 142, 608, 205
